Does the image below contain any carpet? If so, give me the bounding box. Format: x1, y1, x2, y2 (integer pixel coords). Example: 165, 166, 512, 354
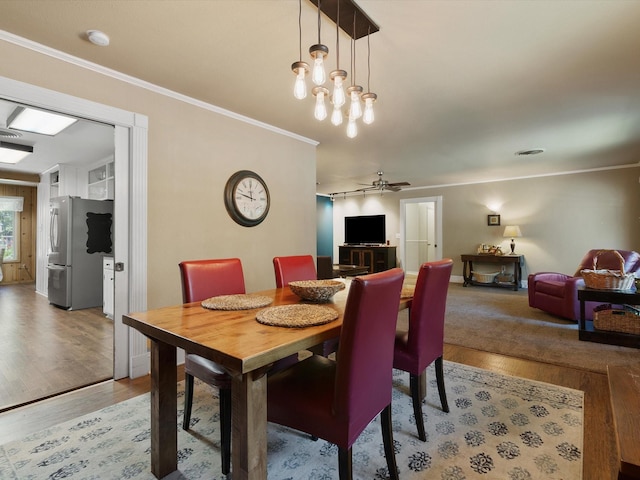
0, 361, 583, 480
438, 283, 638, 374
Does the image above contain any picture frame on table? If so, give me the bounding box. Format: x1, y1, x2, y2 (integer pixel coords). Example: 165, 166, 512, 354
487, 214, 501, 226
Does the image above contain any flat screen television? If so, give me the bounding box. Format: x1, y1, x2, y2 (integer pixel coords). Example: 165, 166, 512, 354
344, 214, 386, 245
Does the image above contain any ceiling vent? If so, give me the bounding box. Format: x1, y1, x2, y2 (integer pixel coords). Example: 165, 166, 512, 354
0, 128, 22, 139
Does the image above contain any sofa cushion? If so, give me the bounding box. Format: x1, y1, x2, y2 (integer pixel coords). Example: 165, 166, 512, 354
535, 280, 566, 297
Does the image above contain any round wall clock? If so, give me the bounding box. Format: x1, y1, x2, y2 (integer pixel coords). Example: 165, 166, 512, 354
224, 170, 270, 227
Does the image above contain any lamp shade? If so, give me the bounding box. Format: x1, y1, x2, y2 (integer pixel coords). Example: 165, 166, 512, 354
503, 225, 522, 238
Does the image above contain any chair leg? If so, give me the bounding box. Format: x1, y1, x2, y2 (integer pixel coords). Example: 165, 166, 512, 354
435, 356, 449, 413
338, 446, 352, 480
409, 373, 427, 442
381, 405, 399, 480
219, 387, 232, 476
182, 373, 195, 430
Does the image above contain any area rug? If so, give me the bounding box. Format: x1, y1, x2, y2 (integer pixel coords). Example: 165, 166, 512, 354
0, 361, 583, 480
438, 283, 639, 374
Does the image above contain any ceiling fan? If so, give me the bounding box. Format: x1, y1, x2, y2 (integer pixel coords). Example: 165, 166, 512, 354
357, 171, 410, 193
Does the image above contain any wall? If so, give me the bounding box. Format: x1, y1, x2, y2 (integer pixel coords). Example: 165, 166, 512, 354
332, 167, 640, 280
0, 183, 36, 284
0, 40, 317, 308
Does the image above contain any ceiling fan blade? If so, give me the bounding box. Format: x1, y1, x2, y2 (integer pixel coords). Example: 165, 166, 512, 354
386, 186, 402, 192
387, 181, 410, 187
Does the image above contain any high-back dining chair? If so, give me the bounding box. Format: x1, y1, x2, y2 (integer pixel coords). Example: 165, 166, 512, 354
178, 258, 245, 475
267, 268, 405, 480
273, 254, 316, 287
273, 255, 338, 356
394, 258, 453, 441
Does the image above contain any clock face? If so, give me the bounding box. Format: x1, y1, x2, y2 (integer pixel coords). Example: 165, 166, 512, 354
224, 170, 270, 227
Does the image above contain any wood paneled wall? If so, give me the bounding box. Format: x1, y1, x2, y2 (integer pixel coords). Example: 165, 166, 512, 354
0, 184, 37, 285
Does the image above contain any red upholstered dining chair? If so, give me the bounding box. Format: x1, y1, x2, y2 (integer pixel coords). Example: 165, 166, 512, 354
273, 255, 338, 356
267, 268, 405, 480
178, 258, 246, 476
394, 258, 454, 441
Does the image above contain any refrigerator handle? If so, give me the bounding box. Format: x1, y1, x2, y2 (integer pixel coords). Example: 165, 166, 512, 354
50, 208, 59, 252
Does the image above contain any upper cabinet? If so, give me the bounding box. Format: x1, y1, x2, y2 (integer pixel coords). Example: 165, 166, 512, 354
47, 164, 79, 199
87, 160, 115, 200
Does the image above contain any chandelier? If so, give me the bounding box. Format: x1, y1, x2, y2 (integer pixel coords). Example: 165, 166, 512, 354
291, 0, 379, 138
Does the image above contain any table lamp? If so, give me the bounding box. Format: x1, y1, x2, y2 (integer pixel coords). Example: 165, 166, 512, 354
503, 225, 522, 254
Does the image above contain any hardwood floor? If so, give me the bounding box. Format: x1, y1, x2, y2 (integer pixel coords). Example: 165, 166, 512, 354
0, 345, 617, 479
0, 283, 113, 412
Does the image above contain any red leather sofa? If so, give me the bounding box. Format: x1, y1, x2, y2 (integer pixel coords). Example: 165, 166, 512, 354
528, 249, 640, 321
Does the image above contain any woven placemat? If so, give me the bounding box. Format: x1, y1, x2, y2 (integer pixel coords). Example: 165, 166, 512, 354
256, 304, 339, 328
201, 294, 273, 311
401, 286, 415, 299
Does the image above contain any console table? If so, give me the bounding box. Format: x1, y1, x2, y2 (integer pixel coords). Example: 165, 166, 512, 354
461, 254, 523, 291
578, 287, 640, 348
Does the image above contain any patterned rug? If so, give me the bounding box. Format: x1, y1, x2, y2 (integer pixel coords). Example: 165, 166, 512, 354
0, 362, 583, 480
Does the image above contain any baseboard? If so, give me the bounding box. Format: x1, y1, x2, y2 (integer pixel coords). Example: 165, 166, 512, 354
129, 352, 150, 379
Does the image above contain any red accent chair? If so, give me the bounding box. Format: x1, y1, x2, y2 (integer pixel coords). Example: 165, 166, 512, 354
267, 268, 405, 480
528, 249, 640, 321
394, 259, 453, 441
178, 258, 246, 475
273, 255, 338, 357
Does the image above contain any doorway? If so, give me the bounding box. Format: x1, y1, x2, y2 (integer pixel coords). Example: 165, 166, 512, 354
400, 196, 443, 274
0, 75, 148, 386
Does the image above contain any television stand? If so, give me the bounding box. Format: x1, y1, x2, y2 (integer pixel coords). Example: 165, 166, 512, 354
339, 245, 397, 274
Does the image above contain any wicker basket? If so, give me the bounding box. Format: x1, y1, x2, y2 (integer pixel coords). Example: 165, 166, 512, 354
593, 304, 640, 334
580, 250, 636, 290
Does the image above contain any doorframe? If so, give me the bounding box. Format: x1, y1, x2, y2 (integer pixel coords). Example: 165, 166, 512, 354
399, 196, 443, 274
0, 75, 148, 380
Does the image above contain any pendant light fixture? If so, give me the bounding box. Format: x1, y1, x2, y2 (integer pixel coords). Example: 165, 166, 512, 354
347, 12, 363, 125
291, 0, 379, 137
291, 0, 310, 99
309, 0, 329, 86
361, 28, 377, 125
329, 0, 347, 127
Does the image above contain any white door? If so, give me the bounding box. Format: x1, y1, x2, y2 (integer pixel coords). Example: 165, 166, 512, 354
400, 196, 443, 275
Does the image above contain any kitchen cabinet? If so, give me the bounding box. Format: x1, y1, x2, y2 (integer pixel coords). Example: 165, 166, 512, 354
88, 161, 114, 200
48, 164, 79, 199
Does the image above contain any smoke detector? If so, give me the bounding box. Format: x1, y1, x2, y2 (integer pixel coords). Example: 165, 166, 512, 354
86, 30, 110, 47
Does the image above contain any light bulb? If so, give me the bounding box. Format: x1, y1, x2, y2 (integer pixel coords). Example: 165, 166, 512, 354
312, 54, 326, 85
294, 69, 307, 100
331, 106, 343, 126
347, 118, 358, 138
361, 93, 377, 125
349, 90, 362, 120
363, 97, 374, 124
332, 76, 346, 107
314, 90, 327, 121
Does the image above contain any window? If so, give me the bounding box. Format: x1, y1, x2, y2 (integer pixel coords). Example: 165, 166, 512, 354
0, 196, 23, 262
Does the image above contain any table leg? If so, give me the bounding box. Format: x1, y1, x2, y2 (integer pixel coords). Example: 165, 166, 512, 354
231, 370, 268, 480
150, 339, 177, 478
463, 260, 472, 286
513, 261, 520, 291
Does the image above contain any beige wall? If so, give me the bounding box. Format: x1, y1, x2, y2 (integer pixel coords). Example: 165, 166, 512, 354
332, 167, 640, 279
0, 40, 317, 308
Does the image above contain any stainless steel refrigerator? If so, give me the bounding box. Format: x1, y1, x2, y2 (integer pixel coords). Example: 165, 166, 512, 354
47, 196, 114, 310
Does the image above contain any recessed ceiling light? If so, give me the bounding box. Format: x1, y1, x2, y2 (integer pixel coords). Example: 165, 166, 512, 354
0, 141, 34, 164
515, 148, 545, 156
86, 30, 110, 47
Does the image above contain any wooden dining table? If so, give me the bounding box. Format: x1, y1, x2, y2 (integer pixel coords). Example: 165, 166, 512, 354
123, 283, 411, 480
